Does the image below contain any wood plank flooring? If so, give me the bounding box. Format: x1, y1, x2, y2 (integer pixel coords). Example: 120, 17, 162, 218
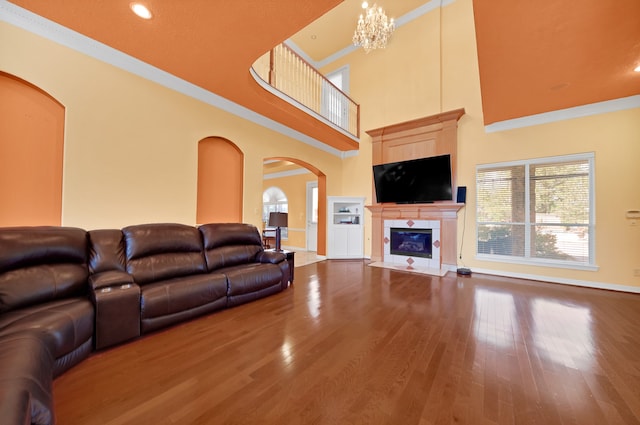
53, 261, 640, 424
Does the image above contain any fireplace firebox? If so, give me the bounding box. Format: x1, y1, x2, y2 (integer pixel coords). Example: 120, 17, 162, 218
390, 228, 433, 258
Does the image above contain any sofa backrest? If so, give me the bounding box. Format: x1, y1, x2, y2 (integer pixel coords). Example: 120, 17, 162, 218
0, 226, 89, 314
122, 223, 206, 285
199, 223, 263, 271
88, 229, 126, 274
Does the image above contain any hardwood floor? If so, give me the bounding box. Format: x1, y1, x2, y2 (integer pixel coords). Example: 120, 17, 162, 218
290, 250, 325, 267
53, 261, 640, 425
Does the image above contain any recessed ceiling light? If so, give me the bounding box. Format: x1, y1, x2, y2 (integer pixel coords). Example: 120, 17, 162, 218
130, 3, 152, 19
634, 65, 640, 73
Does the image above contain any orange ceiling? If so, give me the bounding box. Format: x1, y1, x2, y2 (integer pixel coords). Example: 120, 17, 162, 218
8, 0, 640, 140
8, 0, 358, 151
473, 0, 640, 124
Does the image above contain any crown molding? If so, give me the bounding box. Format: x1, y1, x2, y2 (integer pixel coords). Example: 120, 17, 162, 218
0, 0, 354, 159
485, 95, 640, 133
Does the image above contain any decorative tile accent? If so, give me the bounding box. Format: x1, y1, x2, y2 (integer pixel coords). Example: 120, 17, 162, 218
383, 219, 440, 270
406, 257, 415, 265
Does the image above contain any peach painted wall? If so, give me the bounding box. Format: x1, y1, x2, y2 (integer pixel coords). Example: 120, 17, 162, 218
263, 170, 317, 249
197, 137, 243, 224
0, 72, 64, 225
3, 3, 639, 290
324, 0, 640, 289
0, 22, 344, 234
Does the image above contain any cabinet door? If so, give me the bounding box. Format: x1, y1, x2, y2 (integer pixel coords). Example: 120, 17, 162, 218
346, 226, 363, 257
331, 227, 350, 257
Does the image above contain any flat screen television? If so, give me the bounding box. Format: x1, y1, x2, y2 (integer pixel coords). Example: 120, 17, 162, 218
372, 154, 453, 204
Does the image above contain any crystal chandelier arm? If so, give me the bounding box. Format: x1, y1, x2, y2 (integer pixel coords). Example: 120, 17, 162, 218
352, 3, 395, 53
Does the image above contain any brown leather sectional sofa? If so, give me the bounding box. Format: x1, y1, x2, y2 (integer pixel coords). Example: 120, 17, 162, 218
0, 222, 290, 425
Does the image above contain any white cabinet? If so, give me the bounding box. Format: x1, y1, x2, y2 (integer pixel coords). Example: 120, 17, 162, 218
327, 196, 365, 259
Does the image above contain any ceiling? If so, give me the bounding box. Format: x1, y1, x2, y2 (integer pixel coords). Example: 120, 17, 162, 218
290, 0, 427, 62
8, 0, 640, 144
7, 0, 358, 152
473, 0, 640, 124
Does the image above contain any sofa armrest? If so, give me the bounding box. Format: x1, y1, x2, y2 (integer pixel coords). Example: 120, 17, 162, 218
89, 270, 135, 291
89, 271, 141, 350
255, 250, 286, 264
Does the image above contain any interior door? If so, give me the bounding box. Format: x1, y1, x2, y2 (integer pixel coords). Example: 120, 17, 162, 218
306, 181, 318, 252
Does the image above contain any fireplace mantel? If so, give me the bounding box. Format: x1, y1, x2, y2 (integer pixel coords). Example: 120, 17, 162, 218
366, 203, 463, 217
366, 109, 465, 270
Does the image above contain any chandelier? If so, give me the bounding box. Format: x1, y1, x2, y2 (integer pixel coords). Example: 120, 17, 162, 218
352, 2, 395, 53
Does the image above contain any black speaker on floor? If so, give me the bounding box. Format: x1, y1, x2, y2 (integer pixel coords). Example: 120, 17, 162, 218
456, 186, 467, 204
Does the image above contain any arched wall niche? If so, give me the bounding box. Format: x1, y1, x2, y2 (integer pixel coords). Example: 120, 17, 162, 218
197, 136, 244, 224
0, 71, 64, 226
264, 157, 327, 256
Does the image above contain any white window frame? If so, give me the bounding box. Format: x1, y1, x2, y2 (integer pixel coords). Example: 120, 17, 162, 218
475, 153, 597, 271
321, 65, 350, 130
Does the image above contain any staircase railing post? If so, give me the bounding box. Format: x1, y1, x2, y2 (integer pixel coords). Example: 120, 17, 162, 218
269, 48, 275, 86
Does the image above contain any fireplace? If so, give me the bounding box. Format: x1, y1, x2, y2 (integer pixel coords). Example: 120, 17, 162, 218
390, 228, 432, 258
366, 109, 465, 271
383, 219, 441, 270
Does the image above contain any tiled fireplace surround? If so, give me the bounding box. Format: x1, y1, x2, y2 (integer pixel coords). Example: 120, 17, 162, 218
365, 109, 465, 274
384, 219, 440, 269
367, 203, 463, 274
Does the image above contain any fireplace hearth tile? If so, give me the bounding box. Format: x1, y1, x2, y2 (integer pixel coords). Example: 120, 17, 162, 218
368, 262, 448, 277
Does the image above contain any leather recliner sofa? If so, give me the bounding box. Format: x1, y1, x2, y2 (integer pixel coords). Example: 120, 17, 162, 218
0, 222, 290, 425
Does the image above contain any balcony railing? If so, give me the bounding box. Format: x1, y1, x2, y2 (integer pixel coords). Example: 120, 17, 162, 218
252, 44, 360, 138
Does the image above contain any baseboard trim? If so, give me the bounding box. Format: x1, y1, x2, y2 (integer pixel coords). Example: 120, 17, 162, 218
461, 266, 640, 294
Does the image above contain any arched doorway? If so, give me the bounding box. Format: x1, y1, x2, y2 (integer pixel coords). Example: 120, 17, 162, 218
263, 157, 327, 256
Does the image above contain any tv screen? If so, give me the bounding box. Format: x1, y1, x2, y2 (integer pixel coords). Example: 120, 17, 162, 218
373, 154, 453, 204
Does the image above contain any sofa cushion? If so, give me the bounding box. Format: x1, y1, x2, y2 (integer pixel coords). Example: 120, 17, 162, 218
219, 263, 284, 307
88, 229, 126, 274
122, 224, 207, 285
199, 223, 263, 271
0, 226, 88, 314
140, 273, 228, 321
0, 298, 94, 360
0, 332, 54, 425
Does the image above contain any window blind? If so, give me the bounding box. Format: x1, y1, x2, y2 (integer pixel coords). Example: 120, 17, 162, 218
476, 154, 594, 267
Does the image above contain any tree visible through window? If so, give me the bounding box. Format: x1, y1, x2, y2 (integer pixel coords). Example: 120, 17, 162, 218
476, 153, 594, 267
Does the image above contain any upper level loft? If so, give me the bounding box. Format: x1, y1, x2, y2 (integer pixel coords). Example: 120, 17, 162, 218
252, 43, 360, 141
4, 0, 360, 155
